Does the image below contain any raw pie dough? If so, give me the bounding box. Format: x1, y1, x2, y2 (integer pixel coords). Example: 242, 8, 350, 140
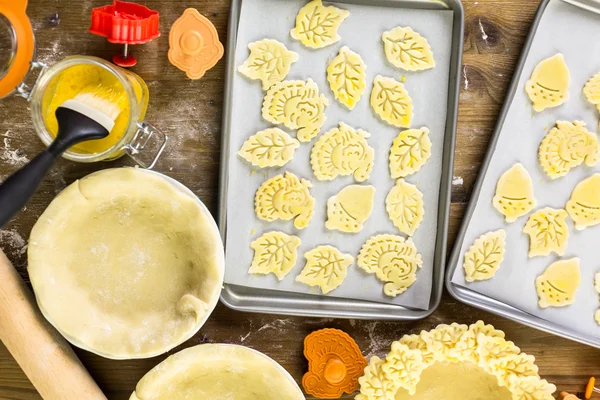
525, 53, 570, 112
389, 127, 432, 178
463, 229, 506, 282
594, 273, 600, 325
28, 168, 224, 359
290, 0, 349, 49
371, 75, 414, 128
492, 163, 536, 223
385, 178, 424, 236
327, 46, 367, 109
237, 39, 299, 90
566, 173, 600, 230
382, 26, 435, 71
295, 245, 354, 294
583, 72, 600, 112
535, 258, 580, 308
238, 128, 300, 167
522, 208, 569, 257
249, 231, 301, 280
326, 184, 375, 233
130, 344, 304, 400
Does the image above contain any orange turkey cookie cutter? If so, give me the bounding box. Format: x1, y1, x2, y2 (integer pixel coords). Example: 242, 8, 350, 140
168, 8, 224, 79
302, 328, 367, 398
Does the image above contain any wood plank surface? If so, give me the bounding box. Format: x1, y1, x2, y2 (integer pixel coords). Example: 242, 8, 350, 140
0, 0, 599, 399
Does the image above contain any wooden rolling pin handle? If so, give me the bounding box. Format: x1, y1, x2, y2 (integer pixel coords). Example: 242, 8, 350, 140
0, 249, 106, 400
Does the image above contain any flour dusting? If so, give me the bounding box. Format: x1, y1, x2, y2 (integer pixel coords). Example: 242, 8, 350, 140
452, 176, 464, 186
0, 229, 27, 257
363, 321, 391, 359
462, 65, 469, 91
2, 136, 29, 166
478, 19, 488, 42
257, 318, 292, 332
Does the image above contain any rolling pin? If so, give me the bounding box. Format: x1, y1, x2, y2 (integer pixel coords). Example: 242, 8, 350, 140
0, 248, 107, 399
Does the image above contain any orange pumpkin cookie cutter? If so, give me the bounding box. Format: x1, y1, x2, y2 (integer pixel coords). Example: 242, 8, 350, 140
168, 8, 224, 79
302, 328, 367, 398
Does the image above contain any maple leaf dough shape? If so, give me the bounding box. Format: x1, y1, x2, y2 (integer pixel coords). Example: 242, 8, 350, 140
452, 320, 505, 364
357, 234, 423, 297
254, 172, 315, 229
326, 185, 375, 233
237, 39, 299, 90
290, 0, 349, 49
238, 128, 300, 168
535, 258, 581, 308
462, 229, 506, 282
385, 179, 424, 236
522, 208, 569, 258
525, 53, 570, 112
380, 342, 426, 395
538, 120, 599, 179
295, 245, 354, 294
371, 75, 413, 128
583, 72, 600, 112
326, 46, 367, 109
310, 122, 374, 182
420, 323, 468, 363
389, 127, 432, 178
262, 79, 328, 142
566, 173, 600, 230
488, 354, 539, 388
492, 163, 536, 223
398, 334, 436, 367
381, 26, 435, 71
356, 357, 397, 400
507, 375, 557, 400
248, 231, 301, 280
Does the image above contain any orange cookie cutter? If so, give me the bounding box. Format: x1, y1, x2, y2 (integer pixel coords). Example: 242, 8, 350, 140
302, 328, 367, 399
168, 8, 224, 80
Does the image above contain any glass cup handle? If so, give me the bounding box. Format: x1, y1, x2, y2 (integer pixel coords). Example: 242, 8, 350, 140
17, 61, 47, 100
125, 121, 168, 169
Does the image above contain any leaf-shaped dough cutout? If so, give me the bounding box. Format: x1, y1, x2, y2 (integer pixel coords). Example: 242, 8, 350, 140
385, 179, 424, 236
566, 173, 600, 230
381, 342, 425, 395
492, 163, 536, 223
420, 323, 468, 363
476, 334, 520, 373
488, 353, 539, 387
523, 208, 569, 257
357, 357, 397, 400
583, 72, 600, 106
290, 0, 350, 49
237, 39, 299, 90
295, 245, 354, 294
327, 46, 367, 109
326, 185, 375, 233
451, 320, 505, 363
370, 75, 413, 128
507, 376, 556, 400
398, 334, 435, 367
595, 272, 600, 294
255, 172, 315, 229
382, 26, 435, 71
249, 231, 301, 280
525, 53, 570, 112
462, 229, 506, 282
238, 128, 300, 167
535, 258, 580, 308
389, 127, 432, 178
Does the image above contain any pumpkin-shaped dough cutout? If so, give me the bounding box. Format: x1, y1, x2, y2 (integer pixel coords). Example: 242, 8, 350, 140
326, 185, 375, 233
566, 173, 600, 230
535, 258, 581, 308
492, 163, 536, 223
525, 53, 570, 112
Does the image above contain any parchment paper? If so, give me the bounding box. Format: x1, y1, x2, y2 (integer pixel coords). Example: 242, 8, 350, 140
451, 0, 600, 338
224, 0, 454, 310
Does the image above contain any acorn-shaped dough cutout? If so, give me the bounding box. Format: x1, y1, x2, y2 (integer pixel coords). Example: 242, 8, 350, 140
566, 173, 600, 230
525, 53, 570, 112
535, 258, 580, 308
326, 185, 375, 233
492, 163, 536, 223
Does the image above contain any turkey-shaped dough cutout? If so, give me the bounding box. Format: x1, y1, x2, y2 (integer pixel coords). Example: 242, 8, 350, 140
389, 127, 432, 178
538, 121, 599, 179
255, 172, 315, 229
567, 173, 600, 230
525, 53, 570, 112
370, 75, 413, 128
310, 122, 374, 182
327, 46, 367, 109
238, 39, 299, 90
290, 0, 349, 49
535, 258, 580, 308
295, 245, 353, 294
239, 128, 300, 168
249, 231, 301, 280
262, 79, 328, 142
583, 72, 600, 112
326, 185, 375, 233
385, 178, 424, 236
357, 234, 423, 297
523, 208, 569, 258
463, 229, 506, 282
382, 26, 435, 71
492, 163, 536, 223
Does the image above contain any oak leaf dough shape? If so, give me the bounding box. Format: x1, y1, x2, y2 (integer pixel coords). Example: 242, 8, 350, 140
262, 79, 328, 142
525, 53, 570, 112
452, 320, 506, 364
522, 208, 569, 258
566, 173, 600, 230
462, 229, 506, 282
326, 184, 375, 233
357, 234, 423, 297
535, 258, 580, 308
385, 179, 424, 236
488, 353, 539, 388
356, 357, 397, 400
381, 26, 435, 71
238, 128, 300, 167
538, 120, 599, 179
249, 231, 301, 280
254, 172, 315, 229
327, 46, 367, 109
290, 0, 349, 49
295, 245, 353, 294
381, 342, 426, 395
420, 323, 468, 363
389, 127, 432, 178
398, 334, 435, 368
583, 72, 600, 110
237, 39, 299, 90
476, 334, 521, 374
507, 375, 557, 400
310, 122, 374, 182
492, 163, 536, 223
371, 75, 413, 128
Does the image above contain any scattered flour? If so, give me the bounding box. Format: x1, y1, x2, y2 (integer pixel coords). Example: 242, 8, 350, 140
257, 318, 292, 332
363, 321, 391, 360
0, 229, 27, 258
478, 18, 489, 42
452, 176, 464, 186
462, 65, 469, 91
2, 136, 29, 167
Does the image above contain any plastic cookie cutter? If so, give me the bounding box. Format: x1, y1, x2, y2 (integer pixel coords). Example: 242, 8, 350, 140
302, 328, 367, 398
168, 8, 224, 79
586, 377, 600, 399
89, 0, 160, 68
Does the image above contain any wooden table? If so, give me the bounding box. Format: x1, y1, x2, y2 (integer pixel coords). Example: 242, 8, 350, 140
0, 0, 598, 399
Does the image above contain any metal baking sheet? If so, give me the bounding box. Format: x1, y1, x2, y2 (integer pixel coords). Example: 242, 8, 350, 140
446, 0, 600, 347
219, 0, 464, 318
